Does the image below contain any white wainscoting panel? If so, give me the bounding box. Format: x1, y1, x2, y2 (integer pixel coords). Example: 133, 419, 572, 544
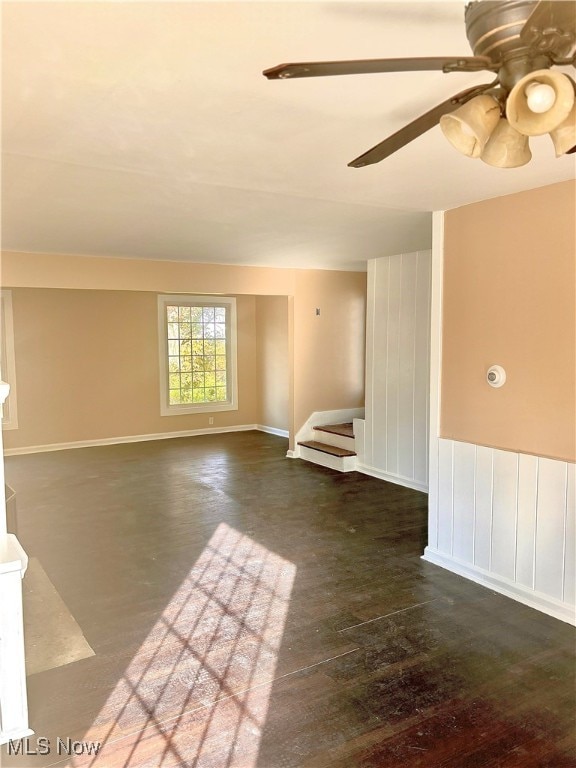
473, 445, 493, 572
362, 251, 431, 492
424, 437, 575, 625
452, 441, 475, 563
534, 457, 568, 601
564, 469, 575, 606
491, 449, 519, 582
437, 438, 454, 554
516, 453, 538, 590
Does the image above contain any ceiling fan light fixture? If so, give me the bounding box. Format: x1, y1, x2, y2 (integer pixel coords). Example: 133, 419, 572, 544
547, 77, 576, 157
507, 70, 575, 136
549, 101, 576, 156
439, 94, 501, 158
481, 118, 532, 168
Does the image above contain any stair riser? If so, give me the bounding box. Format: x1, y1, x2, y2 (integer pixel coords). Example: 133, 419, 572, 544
312, 430, 355, 452
299, 445, 357, 473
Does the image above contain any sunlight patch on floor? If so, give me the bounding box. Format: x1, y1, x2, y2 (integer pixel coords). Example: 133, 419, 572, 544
85, 522, 296, 768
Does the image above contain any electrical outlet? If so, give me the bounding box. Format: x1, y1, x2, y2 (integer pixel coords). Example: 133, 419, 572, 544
209, 417, 214, 425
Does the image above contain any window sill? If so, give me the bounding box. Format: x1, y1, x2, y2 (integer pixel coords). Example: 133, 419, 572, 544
161, 402, 238, 417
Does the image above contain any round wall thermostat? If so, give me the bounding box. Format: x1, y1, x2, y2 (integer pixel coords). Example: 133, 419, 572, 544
487, 365, 506, 388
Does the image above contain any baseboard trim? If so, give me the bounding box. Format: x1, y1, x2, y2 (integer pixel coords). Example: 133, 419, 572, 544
3, 425, 262, 456
356, 462, 428, 493
422, 547, 576, 626
256, 425, 289, 438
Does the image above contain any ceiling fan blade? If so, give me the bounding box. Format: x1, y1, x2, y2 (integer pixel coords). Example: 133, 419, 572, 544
263, 56, 496, 80
348, 84, 495, 168
519, 0, 576, 52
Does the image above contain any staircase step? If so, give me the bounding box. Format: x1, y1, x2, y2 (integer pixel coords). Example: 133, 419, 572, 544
298, 440, 356, 458
314, 422, 354, 439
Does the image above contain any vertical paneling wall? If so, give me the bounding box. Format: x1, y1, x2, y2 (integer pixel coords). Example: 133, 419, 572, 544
426, 438, 575, 623
361, 251, 431, 491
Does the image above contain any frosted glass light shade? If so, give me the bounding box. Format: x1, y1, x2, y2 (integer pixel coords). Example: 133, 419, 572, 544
507, 70, 575, 136
440, 94, 501, 158
481, 119, 532, 168
549, 101, 576, 156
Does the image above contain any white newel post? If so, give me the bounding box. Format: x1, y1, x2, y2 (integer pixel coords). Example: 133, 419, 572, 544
0, 381, 33, 746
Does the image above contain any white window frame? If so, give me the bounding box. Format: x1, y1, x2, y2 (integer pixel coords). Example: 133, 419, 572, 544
158, 294, 238, 417
0, 289, 18, 430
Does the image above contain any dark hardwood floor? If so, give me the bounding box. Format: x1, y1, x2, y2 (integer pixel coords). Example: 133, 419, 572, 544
2, 431, 574, 767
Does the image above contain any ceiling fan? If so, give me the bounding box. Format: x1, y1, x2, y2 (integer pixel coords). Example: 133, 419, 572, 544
263, 0, 576, 168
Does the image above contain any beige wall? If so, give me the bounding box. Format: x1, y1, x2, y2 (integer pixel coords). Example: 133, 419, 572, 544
441, 180, 576, 463
0, 251, 295, 296
3, 289, 259, 448
293, 270, 366, 432
255, 296, 290, 432
1, 253, 366, 449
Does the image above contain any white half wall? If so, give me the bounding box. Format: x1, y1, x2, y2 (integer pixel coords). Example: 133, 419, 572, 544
424, 438, 576, 625
360, 250, 431, 492
425, 211, 575, 626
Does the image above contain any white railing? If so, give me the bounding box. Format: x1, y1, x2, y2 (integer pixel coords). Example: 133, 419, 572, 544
0, 381, 32, 745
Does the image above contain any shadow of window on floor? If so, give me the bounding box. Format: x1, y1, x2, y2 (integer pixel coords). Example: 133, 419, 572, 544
87, 522, 296, 768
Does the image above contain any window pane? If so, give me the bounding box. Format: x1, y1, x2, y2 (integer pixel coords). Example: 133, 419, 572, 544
161, 298, 235, 413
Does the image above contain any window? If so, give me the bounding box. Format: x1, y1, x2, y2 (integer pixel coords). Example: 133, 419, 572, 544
0, 289, 18, 430
158, 295, 238, 416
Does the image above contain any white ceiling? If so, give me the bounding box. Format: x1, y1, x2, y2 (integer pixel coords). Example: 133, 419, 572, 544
2, 1, 575, 271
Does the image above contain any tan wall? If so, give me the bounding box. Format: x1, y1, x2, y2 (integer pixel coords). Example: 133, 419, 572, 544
255, 296, 290, 432
1, 253, 366, 449
0, 251, 296, 296
3, 289, 258, 448
294, 270, 366, 432
441, 180, 576, 462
